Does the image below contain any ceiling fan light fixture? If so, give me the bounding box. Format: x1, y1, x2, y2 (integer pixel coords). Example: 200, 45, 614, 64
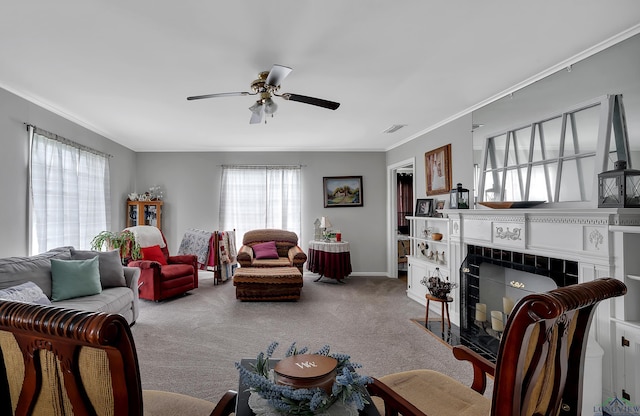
249, 101, 265, 124
264, 97, 278, 115
249, 101, 262, 112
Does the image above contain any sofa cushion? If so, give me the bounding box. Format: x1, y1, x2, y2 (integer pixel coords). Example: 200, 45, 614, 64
141, 245, 168, 265
0, 246, 72, 297
54, 286, 134, 316
51, 257, 102, 301
251, 258, 292, 268
253, 241, 279, 259
0, 281, 52, 305
70, 248, 127, 288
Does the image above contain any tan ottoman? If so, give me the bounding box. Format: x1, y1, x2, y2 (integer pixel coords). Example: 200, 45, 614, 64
233, 266, 303, 301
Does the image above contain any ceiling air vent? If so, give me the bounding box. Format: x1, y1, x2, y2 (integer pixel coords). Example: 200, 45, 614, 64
382, 124, 407, 134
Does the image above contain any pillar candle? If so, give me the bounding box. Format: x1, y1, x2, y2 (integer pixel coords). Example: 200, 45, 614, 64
475, 303, 487, 322
491, 310, 504, 332
503, 296, 515, 315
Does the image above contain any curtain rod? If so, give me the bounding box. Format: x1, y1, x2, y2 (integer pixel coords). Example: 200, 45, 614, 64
25, 123, 113, 158
220, 164, 305, 168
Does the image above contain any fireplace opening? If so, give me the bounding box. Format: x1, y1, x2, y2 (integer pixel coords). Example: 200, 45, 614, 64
457, 245, 579, 361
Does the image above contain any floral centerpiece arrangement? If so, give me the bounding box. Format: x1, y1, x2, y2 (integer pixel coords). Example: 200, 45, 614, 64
236, 342, 372, 416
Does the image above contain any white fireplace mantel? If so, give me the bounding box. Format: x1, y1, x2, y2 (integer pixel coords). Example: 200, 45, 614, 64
443, 207, 640, 265
438, 206, 640, 405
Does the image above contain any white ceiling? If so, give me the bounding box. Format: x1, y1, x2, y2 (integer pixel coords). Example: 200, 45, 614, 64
2, 1, 640, 152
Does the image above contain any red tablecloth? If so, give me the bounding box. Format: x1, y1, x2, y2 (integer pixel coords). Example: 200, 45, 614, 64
307, 241, 352, 280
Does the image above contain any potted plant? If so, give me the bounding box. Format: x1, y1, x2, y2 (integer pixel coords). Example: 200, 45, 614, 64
90, 230, 141, 265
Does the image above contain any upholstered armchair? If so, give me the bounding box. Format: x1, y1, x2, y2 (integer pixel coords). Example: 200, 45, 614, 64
126, 225, 198, 301
237, 229, 307, 273
0, 300, 237, 415
368, 278, 627, 416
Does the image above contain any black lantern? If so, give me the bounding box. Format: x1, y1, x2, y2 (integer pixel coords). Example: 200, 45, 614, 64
450, 183, 470, 209
598, 160, 640, 208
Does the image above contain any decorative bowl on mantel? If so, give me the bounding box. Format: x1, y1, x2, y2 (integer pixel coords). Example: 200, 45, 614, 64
479, 201, 546, 209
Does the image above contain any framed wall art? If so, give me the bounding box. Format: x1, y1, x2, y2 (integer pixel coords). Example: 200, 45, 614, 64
323, 176, 363, 207
414, 198, 433, 217
432, 199, 447, 217
425, 144, 452, 195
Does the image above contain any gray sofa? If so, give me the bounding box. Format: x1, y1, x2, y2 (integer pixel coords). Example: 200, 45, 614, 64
0, 246, 140, 325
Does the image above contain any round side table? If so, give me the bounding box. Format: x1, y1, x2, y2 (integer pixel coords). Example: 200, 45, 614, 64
425, 294, 453, 333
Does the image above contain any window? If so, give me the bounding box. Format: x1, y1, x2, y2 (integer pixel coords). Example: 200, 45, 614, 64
219, 166, 301, 244
479, 95, 627, 204
29, 126, 111, 253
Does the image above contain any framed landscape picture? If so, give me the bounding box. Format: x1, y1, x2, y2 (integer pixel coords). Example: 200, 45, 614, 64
425, 144, 452, 195
323, 176, 363, 207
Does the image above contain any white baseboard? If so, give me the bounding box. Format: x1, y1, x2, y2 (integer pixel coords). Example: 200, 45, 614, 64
303, 271, 390, 278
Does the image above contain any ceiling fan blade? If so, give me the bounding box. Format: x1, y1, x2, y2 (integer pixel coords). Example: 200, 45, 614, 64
265, 64, 293, 87
187, 91, 253, 101
249, 102, 265, 124
280, 93, 340, 110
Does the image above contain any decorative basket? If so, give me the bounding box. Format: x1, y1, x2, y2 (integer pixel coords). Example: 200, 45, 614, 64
427, 276, 454, 299
420, 267, 457, 299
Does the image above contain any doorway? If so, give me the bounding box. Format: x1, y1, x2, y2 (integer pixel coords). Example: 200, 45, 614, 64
387, 158, 415, 279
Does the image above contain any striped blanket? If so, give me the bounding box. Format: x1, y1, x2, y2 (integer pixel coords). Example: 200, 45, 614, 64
216, 230, 237, 281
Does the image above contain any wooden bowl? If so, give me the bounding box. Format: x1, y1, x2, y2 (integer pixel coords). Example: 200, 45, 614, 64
274, 354, 337, 394
431, 233, 443, 241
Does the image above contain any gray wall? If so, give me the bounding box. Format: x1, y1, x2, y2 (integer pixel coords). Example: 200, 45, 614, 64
473, 33, 640, 158
386, 114, 474, 201
132, 151, 387, 275
0, 88, 136, 257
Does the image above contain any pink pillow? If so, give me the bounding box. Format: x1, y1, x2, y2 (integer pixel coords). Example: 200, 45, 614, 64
253, 241, 279, 259
141, 245, 168, 265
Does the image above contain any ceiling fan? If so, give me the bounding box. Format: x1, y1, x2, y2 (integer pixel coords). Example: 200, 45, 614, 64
187, 64, 340, 124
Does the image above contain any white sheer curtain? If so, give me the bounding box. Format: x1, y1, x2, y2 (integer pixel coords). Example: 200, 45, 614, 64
29, 126, 111, 253
219, 166, 301, 245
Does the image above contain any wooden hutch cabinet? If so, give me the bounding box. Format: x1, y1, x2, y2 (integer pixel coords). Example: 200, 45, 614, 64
126, 200, 163, 230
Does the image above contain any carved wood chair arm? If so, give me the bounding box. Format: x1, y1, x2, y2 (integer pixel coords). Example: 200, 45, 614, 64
367, 378, 428, 416
209, 390, 237, 416
452, 345, 495, 394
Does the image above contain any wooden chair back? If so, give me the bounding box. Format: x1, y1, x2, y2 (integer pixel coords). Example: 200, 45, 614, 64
491, 277, 626, 415
0, 300, 143, 415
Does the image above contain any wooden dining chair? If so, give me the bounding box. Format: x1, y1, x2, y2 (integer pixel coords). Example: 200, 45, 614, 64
368, 278, 627, 416
0, 300, 237, 415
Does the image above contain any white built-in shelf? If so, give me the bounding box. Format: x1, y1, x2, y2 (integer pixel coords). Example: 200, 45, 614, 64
610, 225, 640, 234
408, 236, 448, 244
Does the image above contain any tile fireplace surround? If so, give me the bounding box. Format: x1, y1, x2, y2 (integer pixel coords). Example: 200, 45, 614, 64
458, 244, 579, 360
439, 207, 640, 407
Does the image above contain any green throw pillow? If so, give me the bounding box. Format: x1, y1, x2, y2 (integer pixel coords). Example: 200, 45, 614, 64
50, 257, 102, 301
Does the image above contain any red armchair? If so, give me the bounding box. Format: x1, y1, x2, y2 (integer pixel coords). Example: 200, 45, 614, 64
126, 226, 198, 301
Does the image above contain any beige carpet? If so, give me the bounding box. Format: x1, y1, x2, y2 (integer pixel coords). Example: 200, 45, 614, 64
130, 272, 487, 403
